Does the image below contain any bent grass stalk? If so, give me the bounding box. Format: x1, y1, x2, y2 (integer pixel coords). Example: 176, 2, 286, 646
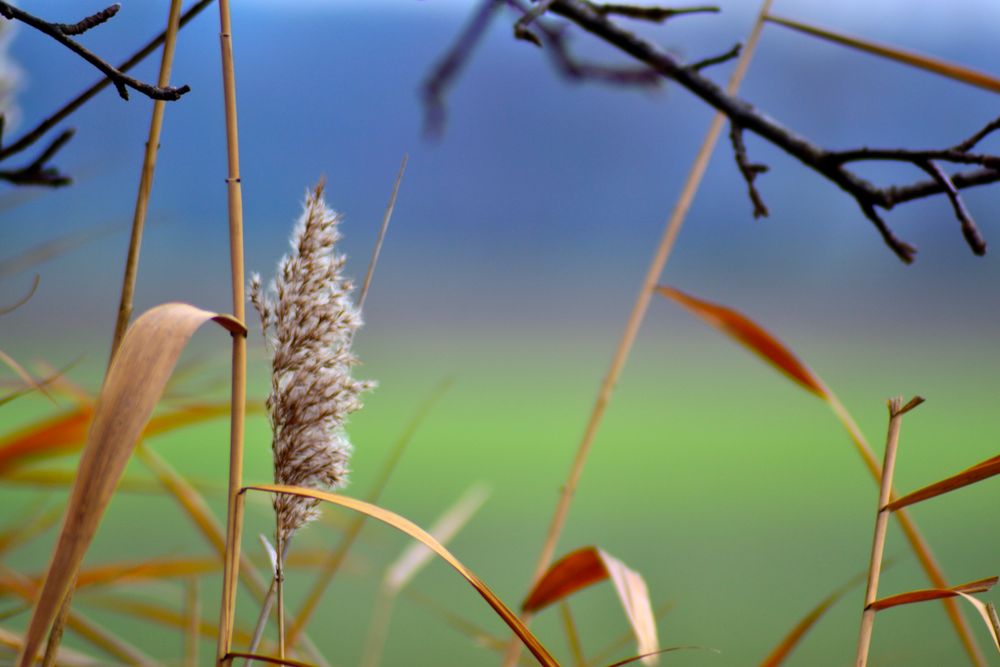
501, 1, 774, 664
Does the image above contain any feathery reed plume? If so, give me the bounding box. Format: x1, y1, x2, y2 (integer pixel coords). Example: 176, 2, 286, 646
251, 182, 374, 539
250, 182, 373, 657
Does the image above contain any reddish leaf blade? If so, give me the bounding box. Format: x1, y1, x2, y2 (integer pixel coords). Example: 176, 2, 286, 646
871, 577, 998, 612
522, 546, 659, 664
886, 454, 1000, 512
522, 547, 608, 613
656, 286, 826, 397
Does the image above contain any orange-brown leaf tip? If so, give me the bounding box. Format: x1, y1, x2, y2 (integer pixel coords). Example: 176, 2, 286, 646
655, 285, 827, 398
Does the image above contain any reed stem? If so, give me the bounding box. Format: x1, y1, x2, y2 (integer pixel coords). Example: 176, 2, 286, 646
501, 1, 773, 664
855, 396, 922, 667
215, 0, 248, 662
275, 532, 286, 659
110, 0, 185, 361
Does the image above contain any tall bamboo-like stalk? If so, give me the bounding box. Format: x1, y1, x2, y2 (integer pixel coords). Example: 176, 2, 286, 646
855, 396, 923, 667
214, 0, 248, 662
501, 1, 773, 664
39, 3, 186, 665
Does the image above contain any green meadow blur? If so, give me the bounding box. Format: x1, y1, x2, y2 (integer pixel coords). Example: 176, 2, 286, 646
3, 0, 1000, 665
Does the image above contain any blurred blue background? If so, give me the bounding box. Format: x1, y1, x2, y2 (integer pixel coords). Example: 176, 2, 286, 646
2, 2, 1000, 666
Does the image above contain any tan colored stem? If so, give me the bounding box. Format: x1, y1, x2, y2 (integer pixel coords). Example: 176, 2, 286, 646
40, 3, 186, 666
559, 603, 585, 667
827, 392, 986, 666
276, 532, 286, 660
215, 0, 248, 661
109, 0, 185, 362
856, 397, 912, 667
501, 1, 773, 664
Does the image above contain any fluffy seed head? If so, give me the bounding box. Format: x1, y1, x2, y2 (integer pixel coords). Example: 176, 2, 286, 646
251, 182, 374, 538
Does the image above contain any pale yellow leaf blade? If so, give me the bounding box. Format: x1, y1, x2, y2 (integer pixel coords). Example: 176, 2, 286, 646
244, 483, 558, 667
955, 592, 1000, 655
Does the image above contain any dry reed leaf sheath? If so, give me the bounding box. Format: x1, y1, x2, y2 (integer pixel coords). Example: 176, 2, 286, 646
15, 303, 243, 667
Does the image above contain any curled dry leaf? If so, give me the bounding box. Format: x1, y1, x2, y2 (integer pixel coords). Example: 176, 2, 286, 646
870, 576, 998, 612
655, 286, 826, 397
522, 546, 659, 665
955, 592, 1000, 655
17, 302, 243, 667
886, 454, 1000, 512
243, 483, 558, 667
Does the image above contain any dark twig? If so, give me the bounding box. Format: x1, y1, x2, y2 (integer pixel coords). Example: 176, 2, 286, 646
421, 0, 505, 137
920, 161, 987, 255
952, 116, 1000, 153
428, 0, 1000, 260
0, 1, 189, 101
590, 3, 719, 22
507, 0, 661, 86
53, 4, 120, 37
687, 42, 742, 71
0, 129, 75, 187
513, 0, 555, 45
729, 123, 769, 218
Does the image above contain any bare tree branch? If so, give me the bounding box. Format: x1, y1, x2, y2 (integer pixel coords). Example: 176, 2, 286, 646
0, 129, 74, 187
427, 0, 1000, 261
0, 1, 190, 101
729, 123, 768, 218
591, 3, 719, 23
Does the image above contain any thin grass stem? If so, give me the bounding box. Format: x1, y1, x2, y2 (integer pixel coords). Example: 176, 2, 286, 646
855, 396, 922, 667
501, 1, 774, 664
358, 154, 407, 311
559, 602, 585, 667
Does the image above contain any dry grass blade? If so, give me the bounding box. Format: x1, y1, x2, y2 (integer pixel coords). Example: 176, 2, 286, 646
955, 592, 1000, 655
358, 153, 407, 310
226, 653, 313, 667
0, 504, 61, 558
84, 595, 254, 646
0, 626, 99, 666
656, 285, 984, 665
886, 454, 1000, 512
0, 401, 235, 474
870, 577, 998, 612
184, 578, 199, 667
16, 303, 243, 667
758, 572, 865, 667
0, 468, 204, 494
587, 602, 674, 667
0, 348, 55, 404
764, 14, 1000, 94
362, 484, 490, 667
0, 220, 122, 279
385, 484, 490, 592
602, 646, 708, 667
244, 484, 559, 667
522, 546, 658, 665
0, 274, 40, 316
655, 286, 825, 396
0, 565, 160, 666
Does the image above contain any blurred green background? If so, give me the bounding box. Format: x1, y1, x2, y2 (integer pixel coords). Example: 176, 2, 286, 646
2, 0, 999, 665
